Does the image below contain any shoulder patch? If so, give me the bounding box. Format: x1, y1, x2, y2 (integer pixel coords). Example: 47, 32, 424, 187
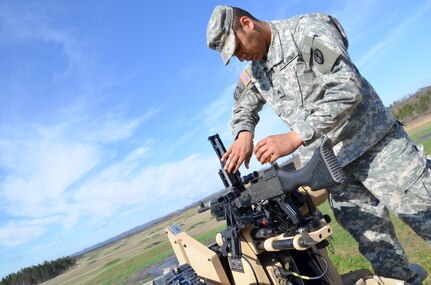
311, 38, 341, 74
234, 69, 255, 101
239, 69, 251, 86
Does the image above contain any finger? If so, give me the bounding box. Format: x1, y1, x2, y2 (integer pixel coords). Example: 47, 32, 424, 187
231, 155, 245, 173
254, 144, 265, 158
233, 163, 240, 173
224, 155, 235, 172
221, 148, 232, 161
254, 142, 267, 155
227, 159, 238, 173
261, 151, 273, 164
266, 153, 278, 164
244, 156, 251, 169
255, 139, 266, 150
254, 146, 268, 162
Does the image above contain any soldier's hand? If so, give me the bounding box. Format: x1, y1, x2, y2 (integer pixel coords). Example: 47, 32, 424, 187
254, 131, 303, 164
221, 131, 254, 173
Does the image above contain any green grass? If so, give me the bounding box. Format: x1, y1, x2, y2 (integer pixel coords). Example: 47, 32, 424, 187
422, 138, 431, 154
407, 122, 431, 154
195, 224, 226, 245
85, 242, 173, 285
81, 224, 228, 285
186, 222, 206, 232
408, 126, 431, 141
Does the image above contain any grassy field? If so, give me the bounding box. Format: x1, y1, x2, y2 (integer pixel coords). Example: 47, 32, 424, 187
43, 115, 431, 285
405, 114, 431, 154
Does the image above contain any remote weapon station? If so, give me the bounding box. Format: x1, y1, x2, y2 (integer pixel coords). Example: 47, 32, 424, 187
159, 134, 426, 285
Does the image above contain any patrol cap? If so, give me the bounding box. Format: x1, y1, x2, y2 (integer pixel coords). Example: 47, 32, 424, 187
207, 5, 236, 65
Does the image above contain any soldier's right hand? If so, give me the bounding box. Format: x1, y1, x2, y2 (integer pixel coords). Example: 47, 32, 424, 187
221, 131, 254, 173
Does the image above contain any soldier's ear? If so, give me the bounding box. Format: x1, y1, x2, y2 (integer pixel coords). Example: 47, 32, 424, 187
239, 16, 254, 31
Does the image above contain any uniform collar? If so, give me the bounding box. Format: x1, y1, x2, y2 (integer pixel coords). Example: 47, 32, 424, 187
250, 22, 285, 79
262, 22, 284, 71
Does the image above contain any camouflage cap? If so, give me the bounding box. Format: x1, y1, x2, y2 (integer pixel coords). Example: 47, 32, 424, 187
207, 5, 236, 65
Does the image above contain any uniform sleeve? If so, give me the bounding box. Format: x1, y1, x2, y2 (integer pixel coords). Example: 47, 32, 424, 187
231, 68, 266, 139
292, 14, 363, 145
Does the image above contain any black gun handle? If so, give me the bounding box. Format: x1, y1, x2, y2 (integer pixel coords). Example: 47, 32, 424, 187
278, 135, 345, 192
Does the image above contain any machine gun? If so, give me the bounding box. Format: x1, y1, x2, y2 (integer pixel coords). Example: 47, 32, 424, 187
205, 134, 344, 271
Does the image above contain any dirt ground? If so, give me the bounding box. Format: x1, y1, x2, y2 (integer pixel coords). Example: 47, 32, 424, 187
404, 113, 431, 133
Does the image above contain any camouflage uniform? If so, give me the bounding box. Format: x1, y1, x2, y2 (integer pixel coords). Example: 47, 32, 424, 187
208, 8, 431, 284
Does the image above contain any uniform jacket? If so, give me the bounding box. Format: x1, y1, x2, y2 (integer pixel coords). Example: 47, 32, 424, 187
232, 13, 395, 166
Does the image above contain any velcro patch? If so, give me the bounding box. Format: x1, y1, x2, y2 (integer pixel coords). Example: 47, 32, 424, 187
234, 84, 244, 101
312, 39, 341, 74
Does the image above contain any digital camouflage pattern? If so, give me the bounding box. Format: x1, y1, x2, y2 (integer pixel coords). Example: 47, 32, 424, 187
226, 12, 431, 284
206, 5, 236, 65
330, 123, 431, 284
232, 13, 395, 167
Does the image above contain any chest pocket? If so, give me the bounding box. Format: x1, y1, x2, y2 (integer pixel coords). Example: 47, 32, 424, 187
273, 64, 304, 114
255, 65, 303, 122
291, 60, 322, 104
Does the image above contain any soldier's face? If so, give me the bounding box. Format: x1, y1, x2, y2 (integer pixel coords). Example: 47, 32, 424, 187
233, 22, 268, 62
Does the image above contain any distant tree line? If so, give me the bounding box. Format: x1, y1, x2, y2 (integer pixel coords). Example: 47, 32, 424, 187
0, 256, 76, 285
389, 86, 431, 124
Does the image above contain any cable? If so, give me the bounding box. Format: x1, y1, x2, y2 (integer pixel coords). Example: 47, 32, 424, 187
241, 255, 260, 285
277, 254, 329, 281
292, 254, 329, 280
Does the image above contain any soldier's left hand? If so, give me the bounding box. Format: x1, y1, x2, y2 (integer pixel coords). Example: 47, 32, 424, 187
254, 131, 303, 164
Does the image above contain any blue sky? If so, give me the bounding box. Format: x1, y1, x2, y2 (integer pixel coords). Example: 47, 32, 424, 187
1, 0, 430, 278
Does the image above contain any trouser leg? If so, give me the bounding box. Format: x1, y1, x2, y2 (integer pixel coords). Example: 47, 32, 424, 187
329, 123, 431, 283
329, 175, 414, 281
393, 157, 431, 241
350, 123, 431, 242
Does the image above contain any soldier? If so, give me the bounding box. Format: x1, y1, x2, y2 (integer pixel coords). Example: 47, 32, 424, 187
206, 5, 431, 285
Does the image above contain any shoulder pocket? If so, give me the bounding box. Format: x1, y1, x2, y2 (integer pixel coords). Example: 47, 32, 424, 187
300, 34, 341, 74
311, 38, 341, 74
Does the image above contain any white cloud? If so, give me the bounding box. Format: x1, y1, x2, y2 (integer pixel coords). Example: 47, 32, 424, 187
0, 103, 158, 247
125, 146, 151, 162
0, 221, 46, 248
72, 153, 221, 219
0, 99, 224, 248
85, 109, 158, 143
0, 127, 101, 218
